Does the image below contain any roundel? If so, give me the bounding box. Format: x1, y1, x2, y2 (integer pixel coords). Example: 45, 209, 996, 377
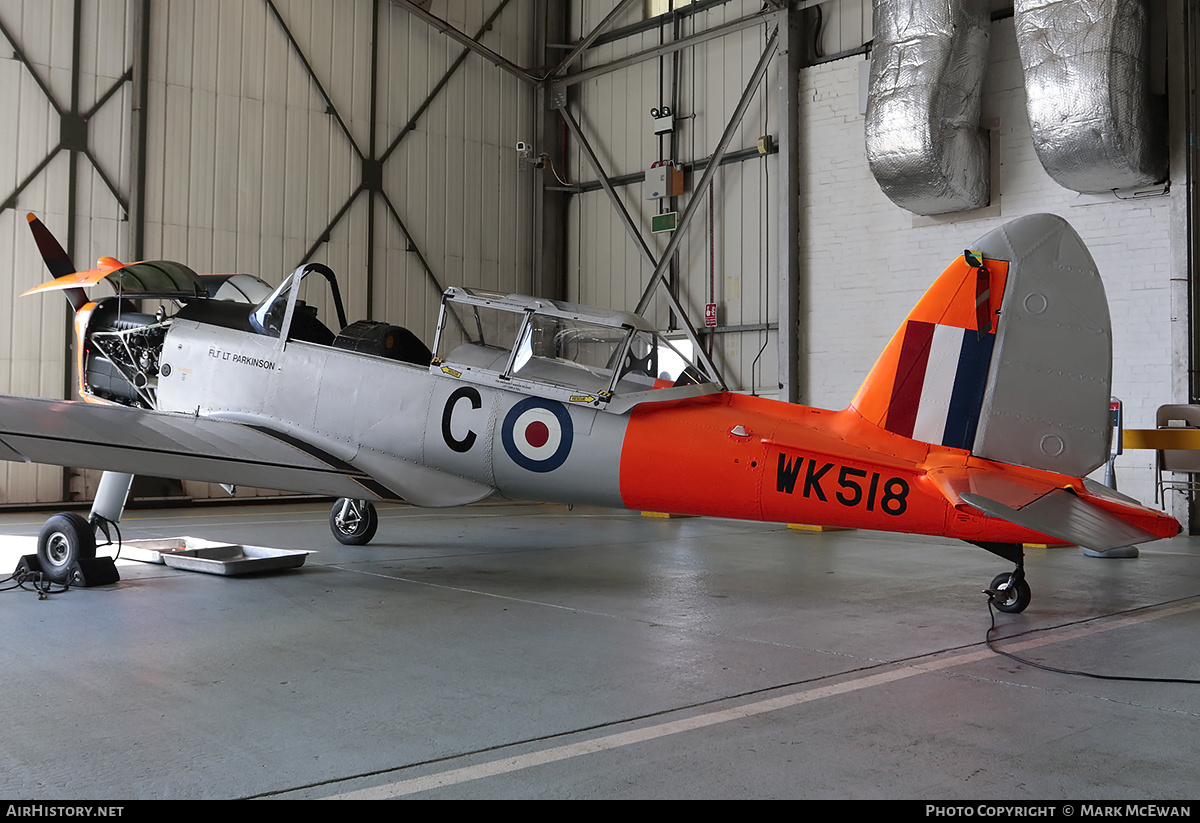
501, 398, 574, 473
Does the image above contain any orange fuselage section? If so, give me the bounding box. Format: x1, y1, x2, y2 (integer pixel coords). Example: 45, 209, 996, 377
617, 392, 1177, 546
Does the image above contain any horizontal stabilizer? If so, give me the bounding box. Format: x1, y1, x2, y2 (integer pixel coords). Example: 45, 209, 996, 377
959, 489, 1160, 552
926, 464, 1057, 510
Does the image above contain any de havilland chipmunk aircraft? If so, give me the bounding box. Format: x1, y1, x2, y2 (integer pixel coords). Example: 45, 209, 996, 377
0, 211, 1180, 611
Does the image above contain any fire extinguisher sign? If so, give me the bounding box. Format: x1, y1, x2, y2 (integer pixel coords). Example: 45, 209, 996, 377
705, 303, 717, 327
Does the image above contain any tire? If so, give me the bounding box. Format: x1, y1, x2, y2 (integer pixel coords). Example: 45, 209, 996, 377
989, 572, 1032, 614
330, 499, 378, 545
37, 513, 97, 584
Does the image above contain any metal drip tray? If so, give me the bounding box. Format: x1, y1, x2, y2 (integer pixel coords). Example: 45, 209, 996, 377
119, 537, 309, 575
159, 544, 310, 576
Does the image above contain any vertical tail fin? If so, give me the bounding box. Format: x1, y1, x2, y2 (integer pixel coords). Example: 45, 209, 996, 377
851, 213, 1112, 477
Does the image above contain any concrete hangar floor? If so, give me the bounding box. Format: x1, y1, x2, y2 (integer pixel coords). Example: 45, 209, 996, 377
0, 498, 1198, 800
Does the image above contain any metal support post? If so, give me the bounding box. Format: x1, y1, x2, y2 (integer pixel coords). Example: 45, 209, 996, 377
776, 7, 802, 403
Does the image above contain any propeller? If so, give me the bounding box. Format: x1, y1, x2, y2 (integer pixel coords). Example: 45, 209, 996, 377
26, 213, 86, 311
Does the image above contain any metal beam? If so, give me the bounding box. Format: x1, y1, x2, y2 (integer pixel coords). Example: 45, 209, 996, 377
378, 189, 469, 339
0, 3, 138, 225
0, 15, 64, 116
545, 143, 777, 194
711, 322, 779, 335
82, 148, 128, 214
132, 0, 151, 257
557, 106, 724, 388
634, 25, 779, 316
552, 9, 772, 92
551, 0, 638, 78
557, 109, 656, 270
264, 0, 364, 161
84, 68, 131, 119
380, 0, 515, 165
585, 0, 766, 50
393, 0, 537, 85
534, 0, 569, 300
367, 0, 380, 316
64, 0, 83, 503
379, 190, 447, 302
776, 7, 802, 404
299, 185, 365, 265
373, 0, 516, 317
0, 147, 61, 213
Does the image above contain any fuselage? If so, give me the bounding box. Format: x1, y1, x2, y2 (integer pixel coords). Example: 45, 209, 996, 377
77, 295, 1174, 551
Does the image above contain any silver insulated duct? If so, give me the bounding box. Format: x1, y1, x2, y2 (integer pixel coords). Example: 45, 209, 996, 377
866, 0, 991, 216
1014, 0, 1166, 193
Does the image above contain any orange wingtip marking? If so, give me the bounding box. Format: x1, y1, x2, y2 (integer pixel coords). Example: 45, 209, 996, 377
21, 256, 129, 297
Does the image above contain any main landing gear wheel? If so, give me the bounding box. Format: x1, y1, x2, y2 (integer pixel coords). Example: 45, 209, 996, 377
330, 499, 378, 545
988, 572, 1032, 614
37, 512, 97, 584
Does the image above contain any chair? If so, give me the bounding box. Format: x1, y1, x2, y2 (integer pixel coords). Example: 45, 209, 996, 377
1154, 404, 1200, 505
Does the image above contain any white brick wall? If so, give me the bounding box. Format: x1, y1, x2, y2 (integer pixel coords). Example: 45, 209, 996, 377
800, 18, 1177, 508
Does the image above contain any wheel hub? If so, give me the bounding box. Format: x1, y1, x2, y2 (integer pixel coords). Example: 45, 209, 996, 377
994, 579, 1017, 606
45, 532, 71, 566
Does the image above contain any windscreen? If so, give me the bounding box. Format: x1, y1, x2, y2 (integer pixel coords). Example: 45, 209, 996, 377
614, 331, 710, 392
510, 315, 625, 391
436, 302, 526, 371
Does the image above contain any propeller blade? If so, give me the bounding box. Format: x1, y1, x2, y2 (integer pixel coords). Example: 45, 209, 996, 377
26, 213, 76, 278
26, 213, 86, 311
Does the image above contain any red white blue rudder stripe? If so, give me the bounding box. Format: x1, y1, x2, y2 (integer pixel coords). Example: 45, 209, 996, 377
885, 320, 994, 451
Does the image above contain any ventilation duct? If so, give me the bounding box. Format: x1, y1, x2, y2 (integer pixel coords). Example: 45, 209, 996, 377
1014, 0, 1166, 193
865, 0, 991, 216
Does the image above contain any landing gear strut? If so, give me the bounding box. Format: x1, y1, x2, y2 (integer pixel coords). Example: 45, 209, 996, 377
330, 498, 378, 545
972, 541, 1032, 614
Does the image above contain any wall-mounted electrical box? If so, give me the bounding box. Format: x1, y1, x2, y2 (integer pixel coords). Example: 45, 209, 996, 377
645, 162, 684, 200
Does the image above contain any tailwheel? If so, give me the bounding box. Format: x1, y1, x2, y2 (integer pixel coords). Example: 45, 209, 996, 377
330, 498, 378, 545
987, 572, 1031, 614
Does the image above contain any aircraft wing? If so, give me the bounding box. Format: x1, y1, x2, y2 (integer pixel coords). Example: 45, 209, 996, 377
0, 394, 405, 502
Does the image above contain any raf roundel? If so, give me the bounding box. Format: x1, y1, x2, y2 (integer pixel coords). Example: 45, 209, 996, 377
501, 398, 574, 473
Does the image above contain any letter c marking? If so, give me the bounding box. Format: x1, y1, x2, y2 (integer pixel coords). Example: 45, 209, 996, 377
442, 387, 482, 453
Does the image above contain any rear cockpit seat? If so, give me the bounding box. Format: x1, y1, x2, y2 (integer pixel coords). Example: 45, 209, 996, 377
332, 320, 432, 366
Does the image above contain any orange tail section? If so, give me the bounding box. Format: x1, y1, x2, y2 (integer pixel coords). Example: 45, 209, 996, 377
850, 252, 1008, 452
850, 213, 1115, 480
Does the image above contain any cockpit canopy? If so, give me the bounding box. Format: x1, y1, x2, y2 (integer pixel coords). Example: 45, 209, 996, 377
431, 287, 718, 412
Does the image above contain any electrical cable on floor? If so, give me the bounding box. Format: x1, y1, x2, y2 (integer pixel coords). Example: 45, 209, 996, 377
984, 595, 1200, 685
1, 569, 70, 600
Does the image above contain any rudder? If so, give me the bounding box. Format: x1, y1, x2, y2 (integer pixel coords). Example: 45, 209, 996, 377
851, 213, 1112, 477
